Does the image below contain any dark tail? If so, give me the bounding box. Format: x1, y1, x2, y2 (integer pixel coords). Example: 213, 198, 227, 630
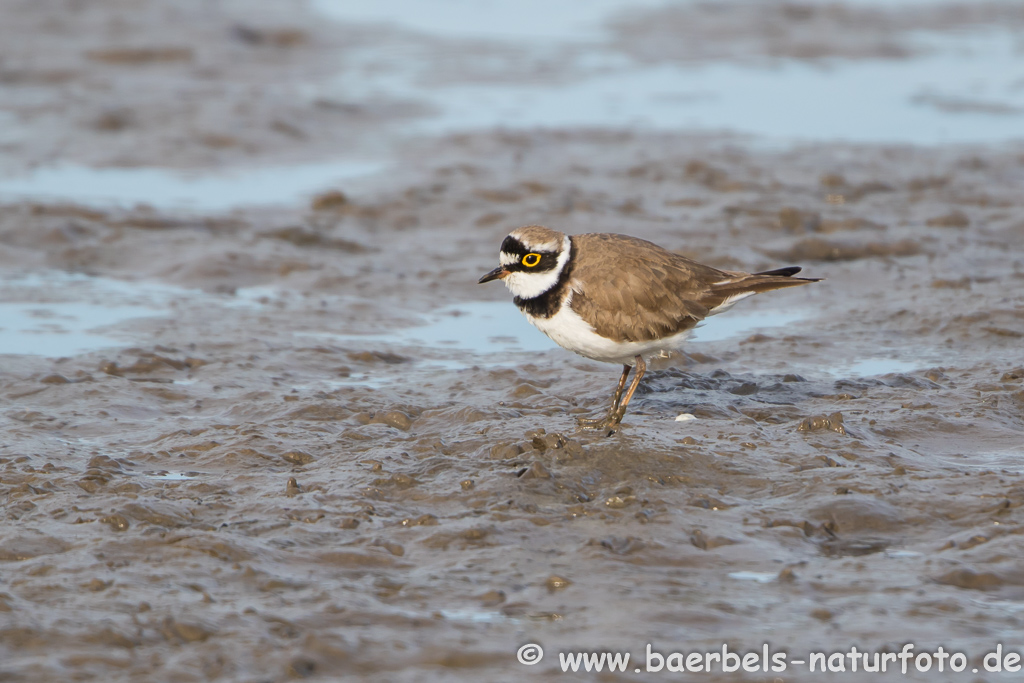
708, 268, 823, 306
754, 266, 803, 278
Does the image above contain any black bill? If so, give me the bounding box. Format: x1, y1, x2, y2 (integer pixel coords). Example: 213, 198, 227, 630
478, 266, 509, 284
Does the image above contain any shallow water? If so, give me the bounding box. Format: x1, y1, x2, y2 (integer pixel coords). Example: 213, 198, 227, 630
321, 2, 1024, 144
935, 448, 1024, 474
691, 308, 808, 343
0, 301, 161, 356
0, 160, 383, 211
313, 0, 1007, 41
374, 301, 560, 354
830, 357, 922, 377
304, 300, 811, 363
144, 471, 198, 481
0, 273, 183, 357
727, 571, 779, 584
311, 0, 669, 41
2, 3, 1019, 213
396, 36, 1024, 144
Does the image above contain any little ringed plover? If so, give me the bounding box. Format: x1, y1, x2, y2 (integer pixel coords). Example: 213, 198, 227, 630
479, 225, 821, 430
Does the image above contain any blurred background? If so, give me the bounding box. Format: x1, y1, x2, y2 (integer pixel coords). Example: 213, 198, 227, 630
2, 0, 1023, 209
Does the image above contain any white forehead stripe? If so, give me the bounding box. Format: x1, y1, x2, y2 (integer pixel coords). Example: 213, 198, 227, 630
509, 229, 562, 253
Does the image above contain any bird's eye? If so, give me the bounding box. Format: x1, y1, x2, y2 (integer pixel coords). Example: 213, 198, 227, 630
522, 253, 541, 267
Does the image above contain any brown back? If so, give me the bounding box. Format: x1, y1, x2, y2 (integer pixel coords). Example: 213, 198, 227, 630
567, 233, 817, 343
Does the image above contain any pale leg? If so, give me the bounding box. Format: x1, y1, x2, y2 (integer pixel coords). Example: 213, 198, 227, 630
576, 356, 645, 432
577, 364, 631, 428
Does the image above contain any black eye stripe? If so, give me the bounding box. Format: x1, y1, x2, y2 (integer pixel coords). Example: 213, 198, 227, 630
501, 250, 559, 272
497, 236, 560, 272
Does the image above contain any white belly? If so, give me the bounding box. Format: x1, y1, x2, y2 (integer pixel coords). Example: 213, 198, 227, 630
524, 300, 691, 365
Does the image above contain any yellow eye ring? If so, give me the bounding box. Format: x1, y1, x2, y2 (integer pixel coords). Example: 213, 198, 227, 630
522, 253, 541, 267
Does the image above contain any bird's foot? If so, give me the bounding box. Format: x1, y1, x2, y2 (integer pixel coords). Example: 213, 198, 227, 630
574, 415, 606, 429
574, 410, 625, 436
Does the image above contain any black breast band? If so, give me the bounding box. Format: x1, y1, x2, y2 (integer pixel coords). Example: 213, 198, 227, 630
514, 237, 575, 319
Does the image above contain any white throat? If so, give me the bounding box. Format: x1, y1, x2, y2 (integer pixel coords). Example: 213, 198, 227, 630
503, 235, 572, 301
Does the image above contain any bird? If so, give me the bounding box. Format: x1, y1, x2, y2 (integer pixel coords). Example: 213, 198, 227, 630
478, 225, 821, 431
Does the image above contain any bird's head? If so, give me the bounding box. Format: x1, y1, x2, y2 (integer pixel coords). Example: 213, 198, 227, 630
478, 225, 571, 299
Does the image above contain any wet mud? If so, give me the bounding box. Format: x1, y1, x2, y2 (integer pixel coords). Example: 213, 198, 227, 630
611, 1, 1024, 62
2, 1, 1024, 682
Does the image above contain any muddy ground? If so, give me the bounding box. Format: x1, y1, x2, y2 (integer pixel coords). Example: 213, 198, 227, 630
2, 1, 1024, 682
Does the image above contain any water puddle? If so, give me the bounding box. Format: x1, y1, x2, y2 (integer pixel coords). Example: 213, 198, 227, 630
300, 301, 557, 365
311, 0, 668, 41
145, 471, 199, 481
317, 373, 394, 390
438, 609, 509, 624
968, 597, 1024, 615
829, 358, 921, 378
727, 571, 777, 584
418, 34, 1024, 144
3, 2, 1015, 218
0, 159, 383, 212
0, 272, 185, 357
690, 309, 806, 343
382, 301, 558, 353
310, 301, 807, 366
317, 2, 1024, 145
314, 0, 991, 42
0, 302, 158, 357
935, 447, 1024, 475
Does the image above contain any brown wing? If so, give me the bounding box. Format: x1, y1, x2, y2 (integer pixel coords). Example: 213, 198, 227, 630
568, 233, 820, 343
567, 234, 726, 343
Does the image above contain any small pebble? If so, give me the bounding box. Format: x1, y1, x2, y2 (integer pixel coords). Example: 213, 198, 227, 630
546, 575, 572, 592
99, 514, 130, 532
517, 462, 550, 480
281, 451, 315, 466
371, 410, 413, 431
478, 590, 506, 606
